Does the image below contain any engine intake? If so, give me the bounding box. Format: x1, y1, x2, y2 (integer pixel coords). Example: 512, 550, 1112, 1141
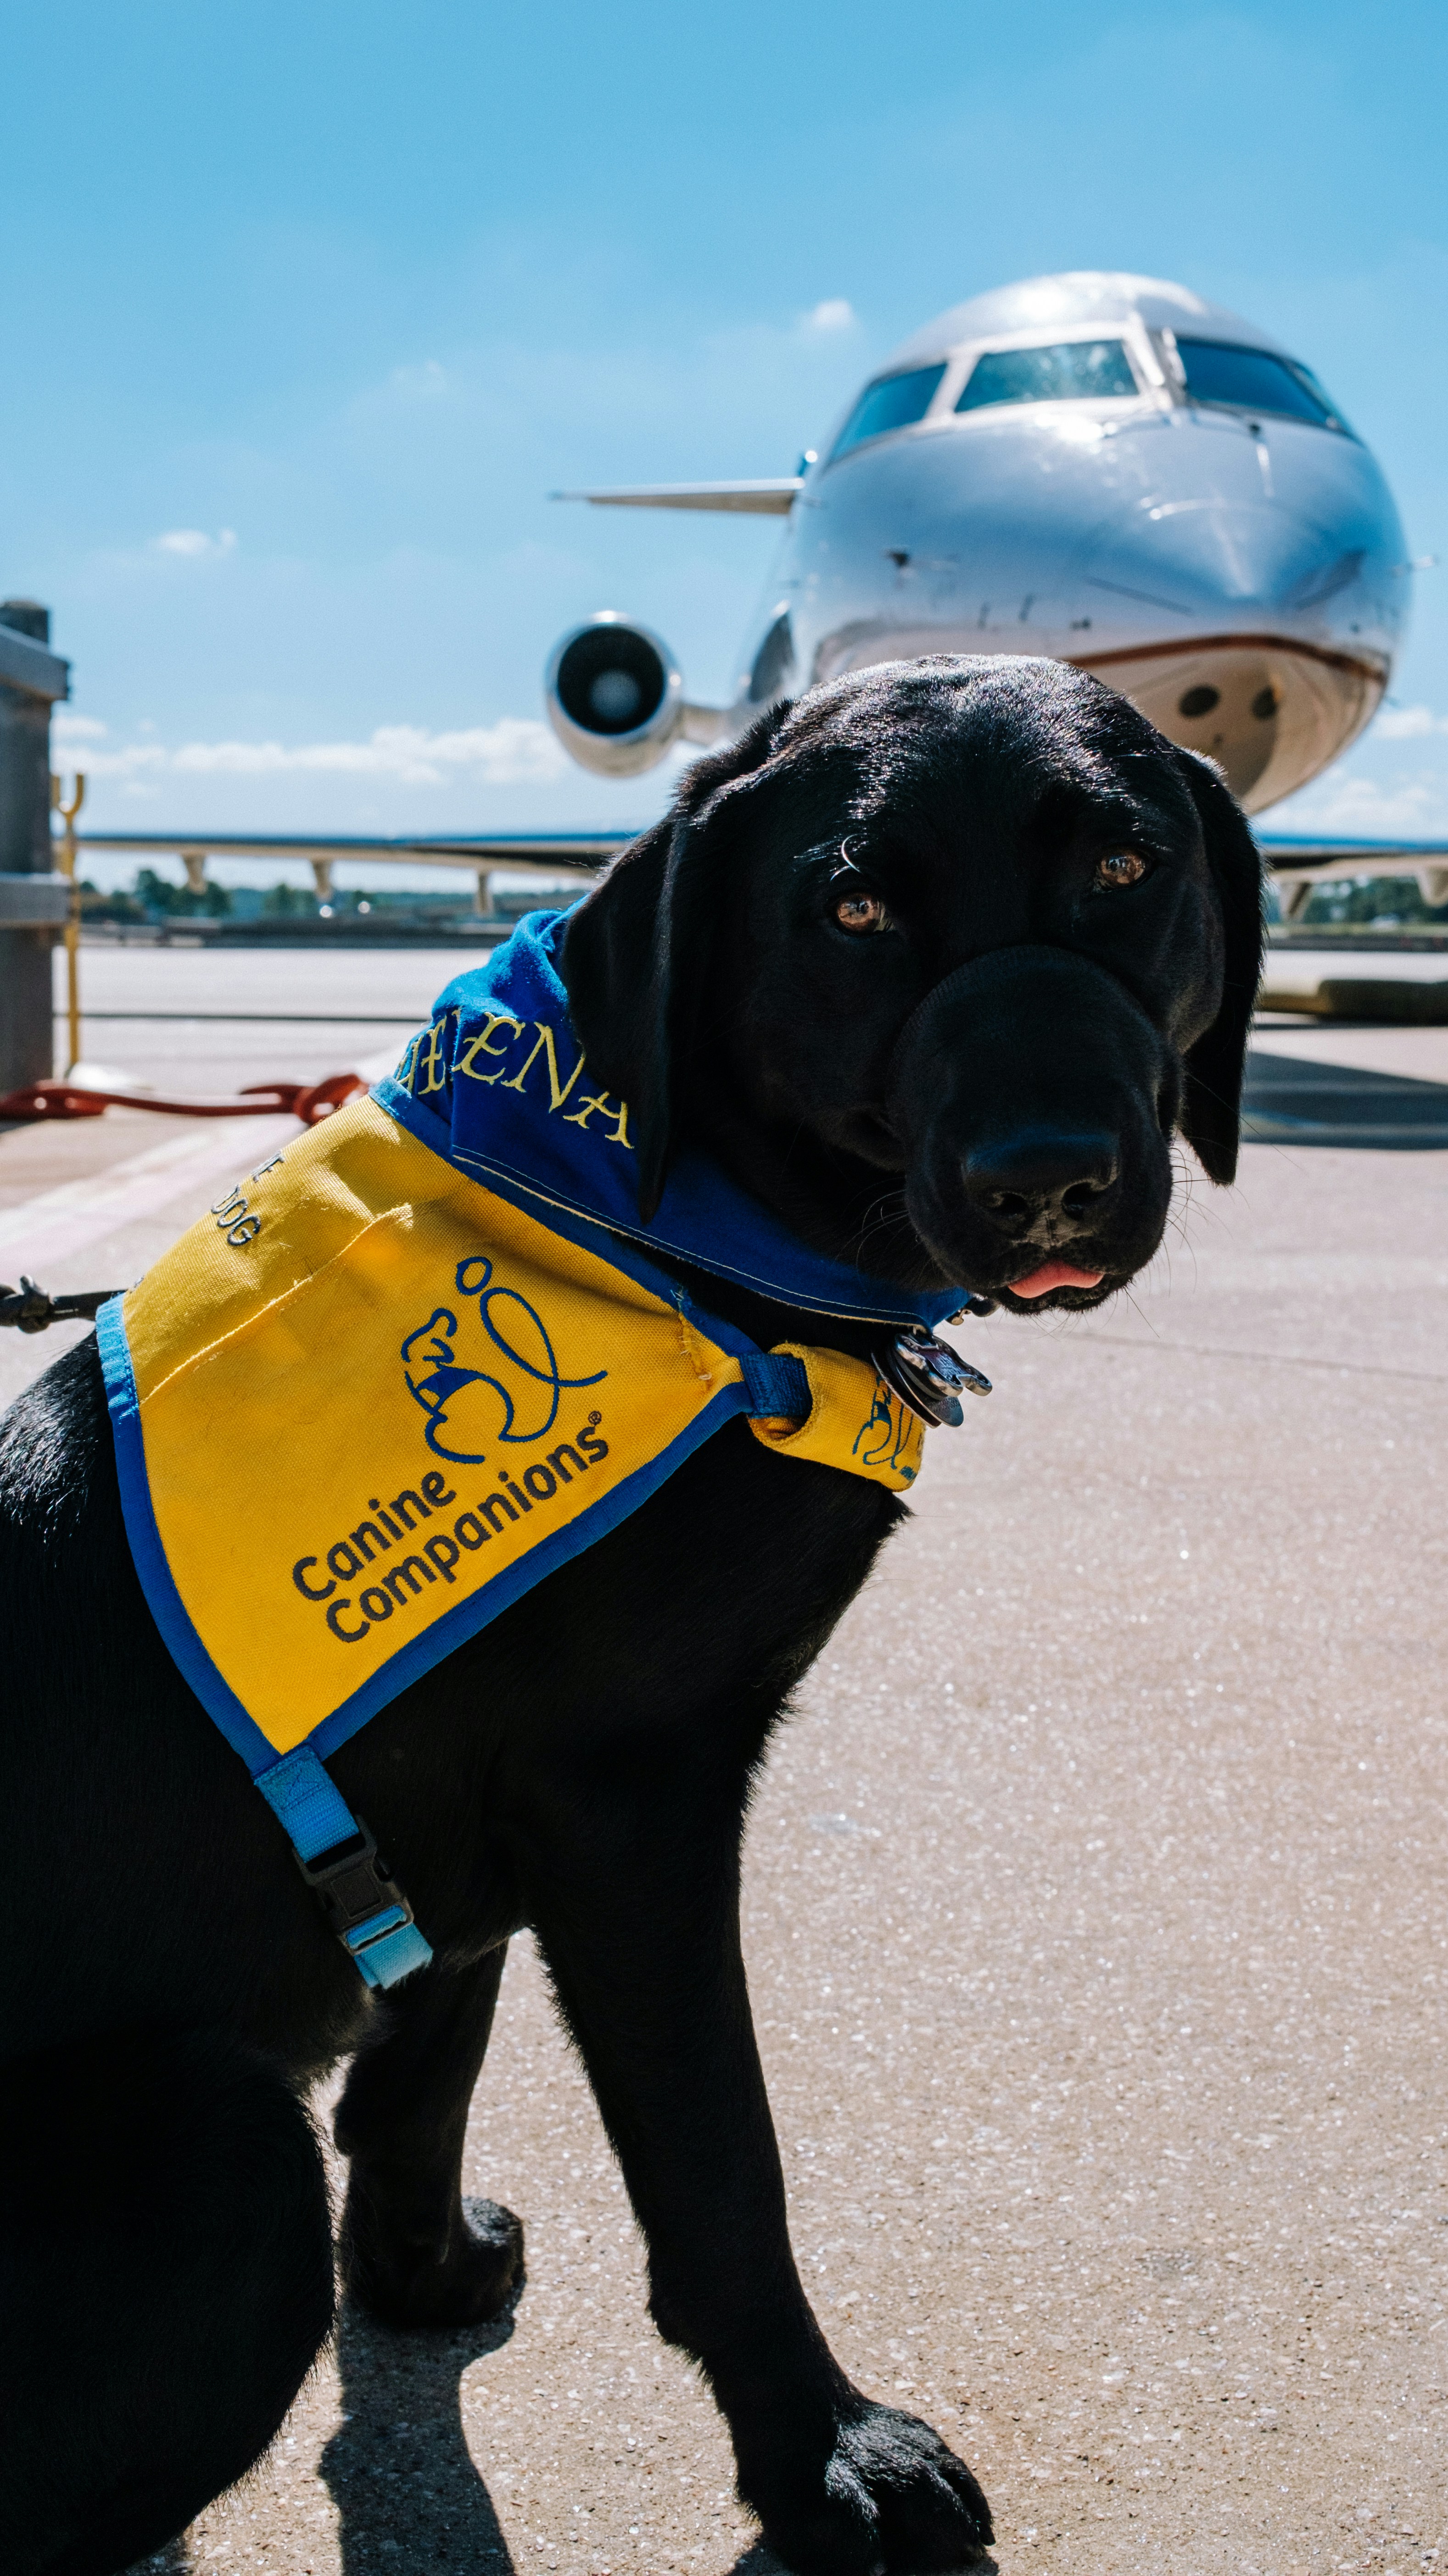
544, 614, 684, 776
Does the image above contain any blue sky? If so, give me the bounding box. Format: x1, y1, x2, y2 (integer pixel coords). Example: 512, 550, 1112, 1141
5, 0, 1445, 881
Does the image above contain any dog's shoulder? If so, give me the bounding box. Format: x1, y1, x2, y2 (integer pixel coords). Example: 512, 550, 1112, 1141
0, 1333, 115, 1561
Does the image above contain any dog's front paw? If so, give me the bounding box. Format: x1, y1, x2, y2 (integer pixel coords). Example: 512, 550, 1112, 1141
343, 2189, 524, 2329
744, 2400, 993, 2575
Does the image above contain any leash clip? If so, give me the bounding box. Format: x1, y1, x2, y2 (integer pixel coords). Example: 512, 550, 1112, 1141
0, 1276, 120, 1333
875, 1325, 992, 1429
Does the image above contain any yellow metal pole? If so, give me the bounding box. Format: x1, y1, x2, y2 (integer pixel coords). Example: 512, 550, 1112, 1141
52, 772, 86, 1073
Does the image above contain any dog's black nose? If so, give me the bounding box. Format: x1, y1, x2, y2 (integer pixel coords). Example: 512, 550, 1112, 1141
963, 1131, 1120, 1235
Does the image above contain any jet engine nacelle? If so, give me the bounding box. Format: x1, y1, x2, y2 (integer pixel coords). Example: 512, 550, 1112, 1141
544, 612, 685, 777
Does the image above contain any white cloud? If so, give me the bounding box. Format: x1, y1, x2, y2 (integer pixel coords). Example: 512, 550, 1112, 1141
59, 716, 568, 788
52, 711, 109, 742
154, 528, 238, 558
1281, 771, 1448, 835
802, 297, 857, 334
1374, 703, 1448, 740
387, 359, 448, 396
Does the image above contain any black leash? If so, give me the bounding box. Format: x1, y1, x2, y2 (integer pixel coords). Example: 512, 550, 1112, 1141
0, 1278, 121, 1333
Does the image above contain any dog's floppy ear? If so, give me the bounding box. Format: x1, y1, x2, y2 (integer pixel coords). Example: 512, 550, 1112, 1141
1174, 750, 1266, 1185
561, 702, 795, 1219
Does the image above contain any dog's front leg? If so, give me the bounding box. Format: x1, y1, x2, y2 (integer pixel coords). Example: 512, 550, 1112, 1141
528, 1743, 993, 2576
334, 1943, 524, 2328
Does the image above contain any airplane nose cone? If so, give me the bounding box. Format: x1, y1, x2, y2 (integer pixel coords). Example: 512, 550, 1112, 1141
1092, 498, 1348, 615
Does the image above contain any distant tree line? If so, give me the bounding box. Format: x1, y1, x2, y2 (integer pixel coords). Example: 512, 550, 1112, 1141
73, 870, 1444, 934
76, 872, 479, 926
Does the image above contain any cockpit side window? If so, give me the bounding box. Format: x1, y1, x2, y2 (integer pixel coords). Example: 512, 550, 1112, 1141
954, 338, 1139, 411
1174, 338, 1348, 431
828, 364, 947, 462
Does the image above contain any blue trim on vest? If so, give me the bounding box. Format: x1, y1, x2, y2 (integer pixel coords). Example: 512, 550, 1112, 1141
105, 1322, 437, 1988
377, 909, 966, 1332
105, 1259, 784, 1783
98, 1295, 278, 1775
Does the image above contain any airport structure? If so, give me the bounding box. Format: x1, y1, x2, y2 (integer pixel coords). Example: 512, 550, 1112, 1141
0, 603, 70, 1094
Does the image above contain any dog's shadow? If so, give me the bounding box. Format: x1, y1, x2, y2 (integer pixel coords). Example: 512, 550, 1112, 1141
319, 2207, 519, 2574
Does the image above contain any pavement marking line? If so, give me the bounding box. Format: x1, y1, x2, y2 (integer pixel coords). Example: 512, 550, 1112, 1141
0, 1055, 397, 1277
0, 1114, 296, 1269
1075, 1328, 1448, 1385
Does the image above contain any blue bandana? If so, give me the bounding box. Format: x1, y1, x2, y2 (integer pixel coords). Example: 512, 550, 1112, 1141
376, 909, 967, 1332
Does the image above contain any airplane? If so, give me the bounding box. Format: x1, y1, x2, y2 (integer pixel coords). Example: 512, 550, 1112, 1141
544, 269, 1411, 819
65, 275, 1431, 1035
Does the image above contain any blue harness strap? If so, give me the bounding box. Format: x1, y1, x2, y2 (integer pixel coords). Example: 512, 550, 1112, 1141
740, 1351, 811, 1420
256, 1745, 434, 1990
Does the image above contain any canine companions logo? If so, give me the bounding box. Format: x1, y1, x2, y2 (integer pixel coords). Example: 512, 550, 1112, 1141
853, 1380, 920, 1482
401, 1254, 608, 1465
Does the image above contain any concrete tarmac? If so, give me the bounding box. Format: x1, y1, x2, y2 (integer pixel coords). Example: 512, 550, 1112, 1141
1, 948, 1443, 2576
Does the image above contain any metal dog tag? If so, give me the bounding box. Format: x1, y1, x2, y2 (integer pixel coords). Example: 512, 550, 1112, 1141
874, 1326, 991, 1430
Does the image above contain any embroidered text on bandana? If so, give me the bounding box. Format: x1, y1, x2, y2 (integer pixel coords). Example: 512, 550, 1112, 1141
378, 908, 969, 1333
99, 1092, 928, 1778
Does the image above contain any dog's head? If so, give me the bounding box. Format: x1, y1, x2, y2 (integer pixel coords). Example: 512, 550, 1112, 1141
561, 656, 1263, 1311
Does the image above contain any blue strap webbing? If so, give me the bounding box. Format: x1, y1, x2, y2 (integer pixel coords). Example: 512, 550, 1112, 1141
352, 1919, 435, 1987
247, 1359, 807, 1988
256, 1744, 360, 1860
255, 1745, 434, 1989
740, 1351, 811, 1420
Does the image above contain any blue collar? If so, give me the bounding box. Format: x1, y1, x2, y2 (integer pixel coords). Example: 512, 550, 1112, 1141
375, 909, 967, 1332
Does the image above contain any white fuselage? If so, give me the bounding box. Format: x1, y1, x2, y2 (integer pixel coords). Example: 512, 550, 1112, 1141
550, 273, 1409, 813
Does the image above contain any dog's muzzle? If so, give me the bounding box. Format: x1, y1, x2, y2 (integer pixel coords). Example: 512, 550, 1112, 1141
886, 945, 1178, 1299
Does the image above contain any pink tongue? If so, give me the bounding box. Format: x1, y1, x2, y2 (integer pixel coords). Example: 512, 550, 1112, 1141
1009, 1259, 1105, 1300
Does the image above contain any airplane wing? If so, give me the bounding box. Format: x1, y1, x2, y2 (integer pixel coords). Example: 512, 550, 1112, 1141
552, 480, 802, 516
76, 829, 632, 873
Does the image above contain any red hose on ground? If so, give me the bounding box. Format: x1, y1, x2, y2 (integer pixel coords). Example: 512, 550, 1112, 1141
0, 1072, 369, 1126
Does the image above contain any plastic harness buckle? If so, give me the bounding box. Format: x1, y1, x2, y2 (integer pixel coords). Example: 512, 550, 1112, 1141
255, 1743, 434, 1990
292, 1817, 419, 1963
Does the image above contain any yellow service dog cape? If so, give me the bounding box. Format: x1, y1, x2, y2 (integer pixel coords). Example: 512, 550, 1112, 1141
98, 911, 967, 1986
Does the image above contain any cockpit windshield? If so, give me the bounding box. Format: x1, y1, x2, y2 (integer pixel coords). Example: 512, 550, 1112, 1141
955, 339, 1139, 411
828, 363, 947, 461
1174, 338, 1347, 430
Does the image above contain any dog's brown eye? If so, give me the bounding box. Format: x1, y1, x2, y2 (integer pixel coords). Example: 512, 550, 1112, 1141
835, 892, 889, 934
1094, 849, 1148, 892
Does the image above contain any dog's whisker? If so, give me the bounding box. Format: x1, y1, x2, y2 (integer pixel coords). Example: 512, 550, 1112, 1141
1118, 1283, 1164, 1342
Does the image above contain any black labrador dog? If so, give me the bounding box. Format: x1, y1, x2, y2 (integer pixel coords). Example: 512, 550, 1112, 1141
0, 657, 1262, 2576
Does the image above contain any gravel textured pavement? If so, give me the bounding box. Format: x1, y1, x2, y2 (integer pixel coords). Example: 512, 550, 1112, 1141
1, 959, 1442, 2576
